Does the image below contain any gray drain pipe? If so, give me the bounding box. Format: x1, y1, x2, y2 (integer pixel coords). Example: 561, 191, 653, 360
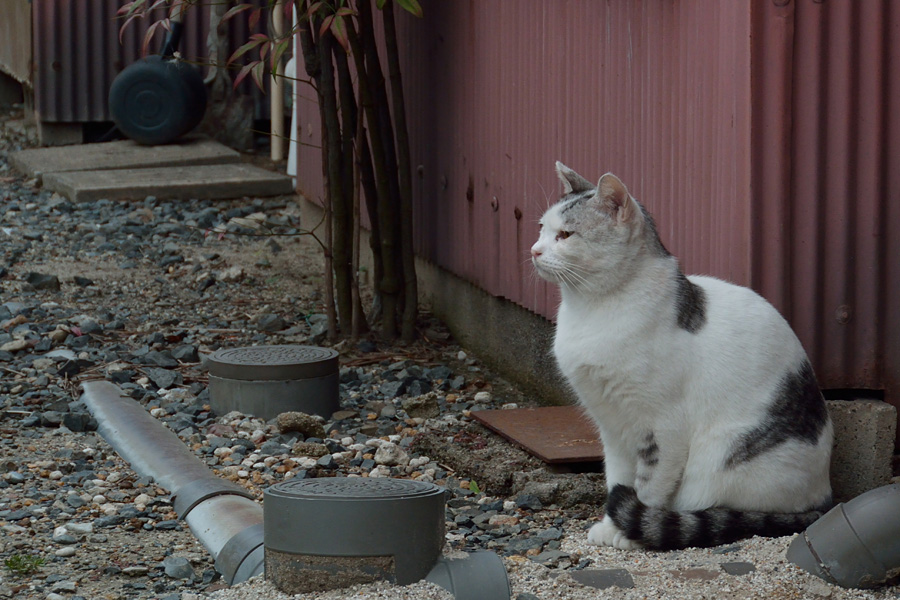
787, 483, 900, 588
81, 381, 265, 583
81, 381, 511, 599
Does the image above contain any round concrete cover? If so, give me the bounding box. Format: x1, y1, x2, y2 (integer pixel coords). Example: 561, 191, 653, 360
207, 345, 338, 381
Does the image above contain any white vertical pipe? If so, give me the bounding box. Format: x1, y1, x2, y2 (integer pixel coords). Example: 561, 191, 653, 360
271, 0, 286, 161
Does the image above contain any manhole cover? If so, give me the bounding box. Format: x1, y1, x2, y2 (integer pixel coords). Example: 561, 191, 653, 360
264, 477, 446, 590
269, 478, 443, 500
207, 345, 338, 380
472, 405, 604, 464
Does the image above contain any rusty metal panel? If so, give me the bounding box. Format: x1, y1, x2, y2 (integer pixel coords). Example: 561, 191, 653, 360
291, 1, 899, 431
0, 0, 32, 84
30, 0, 266, 123
750, 0, 900, 413
472, 406, 603, 464
390, 0, 754, 319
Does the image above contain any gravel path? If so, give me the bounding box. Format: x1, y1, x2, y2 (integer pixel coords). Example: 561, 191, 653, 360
1, 106, 898, 600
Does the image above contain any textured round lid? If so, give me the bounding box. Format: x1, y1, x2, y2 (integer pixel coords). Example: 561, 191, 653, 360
267, 477, 443, 501
207, 345, 339, 381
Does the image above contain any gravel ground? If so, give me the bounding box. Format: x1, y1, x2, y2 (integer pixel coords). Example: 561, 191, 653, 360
2, 105, 899, 600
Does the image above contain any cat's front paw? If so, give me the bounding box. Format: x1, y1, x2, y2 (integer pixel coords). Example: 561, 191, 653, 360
587, 516, 643, 550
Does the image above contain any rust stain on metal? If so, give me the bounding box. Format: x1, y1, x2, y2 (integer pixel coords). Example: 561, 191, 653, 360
471, 405, 603, 465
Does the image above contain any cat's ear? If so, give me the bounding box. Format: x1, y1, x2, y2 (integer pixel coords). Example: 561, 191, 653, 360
556, 162, 594, 194
598, 173, 637, 223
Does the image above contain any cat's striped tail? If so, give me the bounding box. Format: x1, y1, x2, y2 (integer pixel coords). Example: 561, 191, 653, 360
605, 485, 829, 551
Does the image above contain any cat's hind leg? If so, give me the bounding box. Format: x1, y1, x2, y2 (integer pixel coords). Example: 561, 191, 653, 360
587, 515, 643, 550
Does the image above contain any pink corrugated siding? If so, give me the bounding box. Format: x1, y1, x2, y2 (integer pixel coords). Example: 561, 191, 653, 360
751, 0, 900, 407
391, 0, 752, 319
292, 1, 899, 420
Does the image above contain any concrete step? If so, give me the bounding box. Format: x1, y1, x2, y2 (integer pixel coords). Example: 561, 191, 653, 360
10, 137, 241, 181
43, 163, 294, 203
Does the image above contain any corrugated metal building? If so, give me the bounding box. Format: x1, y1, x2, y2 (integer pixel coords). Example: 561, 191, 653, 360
0, 0, 266, 139
295, 0, 896, 445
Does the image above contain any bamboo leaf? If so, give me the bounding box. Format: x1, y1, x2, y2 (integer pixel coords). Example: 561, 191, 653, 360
233, 62, 255, 89
228, 38, 266, 66
249, 7, 262, 30
319, 14, 335, 39
251, 61, 267, 90
306, 1, 324, 20
376, 0, 387, 9
141, 20, 164, 56
271, 38, 291, 71
118, 13, 142, 44
331, 15, 351, 53
396, 0, 423, 18
336, 7, 356, 17
222, 3, 254, 23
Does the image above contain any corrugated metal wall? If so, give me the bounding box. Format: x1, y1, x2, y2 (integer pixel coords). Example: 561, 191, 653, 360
296, 0, 754, 317
0, 0, 32, 84
293, 0, 899, 426
31, 0, 265, 123
750, 0, 900, 406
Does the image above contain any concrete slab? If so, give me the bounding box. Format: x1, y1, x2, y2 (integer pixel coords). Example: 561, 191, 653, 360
10, 137, 241, 180
827, 399, 897, 502
42, 163, 294, 203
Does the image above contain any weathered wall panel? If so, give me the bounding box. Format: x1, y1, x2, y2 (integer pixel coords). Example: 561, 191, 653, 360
751, 0, 899, 418
31, 0, 265, 123
293, 1, 899, 422
0, 0, 32, 84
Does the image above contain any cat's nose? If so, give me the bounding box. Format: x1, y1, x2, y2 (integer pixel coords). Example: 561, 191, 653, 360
531, 248, 542, 258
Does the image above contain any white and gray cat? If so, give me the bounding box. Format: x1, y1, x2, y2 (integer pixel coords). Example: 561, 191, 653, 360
531, 162, 833, 550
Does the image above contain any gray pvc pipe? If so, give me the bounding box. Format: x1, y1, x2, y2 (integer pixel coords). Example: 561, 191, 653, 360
82, 380, 511, 597
787, 483, 900, 588
81, 381, 265, 584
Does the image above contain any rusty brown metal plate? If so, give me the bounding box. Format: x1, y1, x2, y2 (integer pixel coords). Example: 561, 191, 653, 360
472, 405, 603, 464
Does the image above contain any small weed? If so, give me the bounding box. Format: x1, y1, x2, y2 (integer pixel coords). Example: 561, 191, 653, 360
469, 480, 481, 495
4, 554, 45, 576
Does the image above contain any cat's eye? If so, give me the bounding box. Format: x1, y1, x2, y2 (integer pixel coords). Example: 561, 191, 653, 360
556, 231, 573, 241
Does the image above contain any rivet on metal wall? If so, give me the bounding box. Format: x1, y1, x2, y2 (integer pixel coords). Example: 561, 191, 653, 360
417, 165, 424, 179
441, 175, 448, 191
465, 175, 473, 201
514, 207, 522, 220
773, 0, 791, 6
835, 305, 852, 325
490, 196, 499, 212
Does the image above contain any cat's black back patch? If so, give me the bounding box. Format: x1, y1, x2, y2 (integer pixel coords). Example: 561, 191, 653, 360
675, 272, 706, 333
725, 361, 828, 468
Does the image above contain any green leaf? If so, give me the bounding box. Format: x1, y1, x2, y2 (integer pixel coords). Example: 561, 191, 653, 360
228, 37, 267, 66
376, 0, 387, 8
306, 1, 324, 20
469, 480, 481, 495
396, 0, 423, 18
330, 15, 351, 53
251, 61, 267, 91
221, 3, 254, 23
233, 62, 255, 89
318, 14, 335, 39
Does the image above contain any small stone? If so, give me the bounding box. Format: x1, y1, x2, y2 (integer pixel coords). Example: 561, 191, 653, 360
143, 367, 182, 389
516, 594, 542, 600
292, 441, 329, 458
402, 395, 440, 419
721, 561, 756, 576
804, 579, 834, 598
531, 550, 570, 566
0, 339, 29, 352
515, 494, 543, 511
570, 568, 635, 590
380, 380, 407, 398
51, 581, 77, 593
123, 566, 150, 577
25, 272, 61, 291
374, 442, 409, 466
66, 522, 93, 535
473, 391, 491, 403
331, 409, 359, 421
316, 454, 336, 469
55, 547, 77, 558
163, 556, 196, 580
277, 412, 326, 439
6, 471, 25, 484
256, 313, 285, 332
